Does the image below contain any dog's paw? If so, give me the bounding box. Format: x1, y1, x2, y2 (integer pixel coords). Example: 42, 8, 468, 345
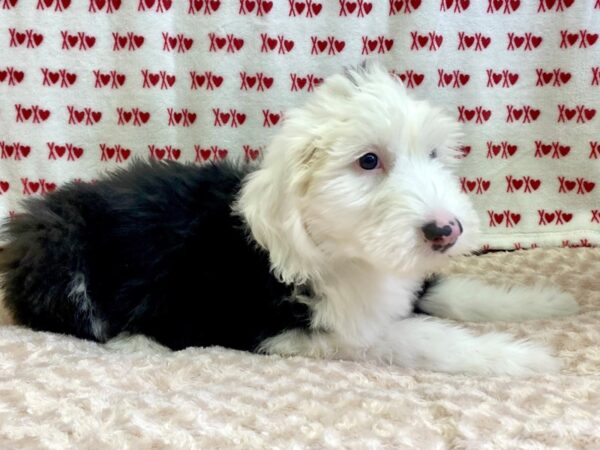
530, 286, 579, 319
461, 332, 561, 376
489, 340, 561, 376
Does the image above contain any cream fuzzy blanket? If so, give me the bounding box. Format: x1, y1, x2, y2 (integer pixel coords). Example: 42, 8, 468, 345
0, 248, 599, 449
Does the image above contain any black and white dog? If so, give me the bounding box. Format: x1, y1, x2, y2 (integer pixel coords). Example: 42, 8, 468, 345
0, 63, 578, 375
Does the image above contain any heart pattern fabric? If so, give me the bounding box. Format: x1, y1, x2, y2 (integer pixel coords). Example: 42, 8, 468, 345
0, 0, 598, 250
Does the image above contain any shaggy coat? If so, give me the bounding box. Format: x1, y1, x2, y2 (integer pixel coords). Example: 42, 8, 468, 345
0, 161, 314, 351
0, 63, 578, 375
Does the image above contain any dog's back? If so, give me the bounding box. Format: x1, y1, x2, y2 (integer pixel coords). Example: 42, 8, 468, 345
0, 160, 311, 350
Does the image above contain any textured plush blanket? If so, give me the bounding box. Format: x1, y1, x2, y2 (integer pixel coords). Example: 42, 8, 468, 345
0, 247, 599, 449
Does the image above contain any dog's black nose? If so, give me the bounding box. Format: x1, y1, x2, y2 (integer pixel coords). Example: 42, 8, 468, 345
421, 219, 462, 252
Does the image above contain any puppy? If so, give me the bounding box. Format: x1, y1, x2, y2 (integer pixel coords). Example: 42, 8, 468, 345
0, 63, 578, 375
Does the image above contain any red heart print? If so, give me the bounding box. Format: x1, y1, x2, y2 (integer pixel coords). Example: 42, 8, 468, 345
120, 148, 131, 160
212, 75, 223, 87
511, 213, 521, 225
91, 112, 101, 123
200, 149, 211, 160
215, 37, 226, 49
39, 110, 50, 121
236, 113, 246, 124
493, 213, 504, 224
559, 146, 570, 156
544, 212, 555, 223
584, 181, 595, 193
584, 109, 596, 121
513, 36, 524, 48
565, 180, 576, 191
512, 179, 523, 190
562, 213, 573, 222
564, 109, 576, 120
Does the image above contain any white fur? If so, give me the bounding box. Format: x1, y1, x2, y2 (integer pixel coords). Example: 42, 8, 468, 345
418, 276, 579, 322
237, 62, 578, 376
67, 272, 107, 340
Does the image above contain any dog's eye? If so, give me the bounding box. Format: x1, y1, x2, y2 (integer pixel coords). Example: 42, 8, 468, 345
429, 149, 438, 159
358, 153, 380, 170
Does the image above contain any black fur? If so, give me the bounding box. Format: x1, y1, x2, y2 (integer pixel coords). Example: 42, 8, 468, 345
0, 160, 312, 351
412, 274, 441, 315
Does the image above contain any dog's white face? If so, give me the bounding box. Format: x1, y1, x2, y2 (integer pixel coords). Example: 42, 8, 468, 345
239, 63, 481, 282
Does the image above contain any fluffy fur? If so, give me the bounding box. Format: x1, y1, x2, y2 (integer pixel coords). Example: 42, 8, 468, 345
0, 63, 579, 375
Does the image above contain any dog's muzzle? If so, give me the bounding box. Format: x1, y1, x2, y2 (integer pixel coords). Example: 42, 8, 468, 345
421, 217, 463, 252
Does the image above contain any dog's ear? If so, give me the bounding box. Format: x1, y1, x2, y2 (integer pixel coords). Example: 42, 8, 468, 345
236, 134, 323, 284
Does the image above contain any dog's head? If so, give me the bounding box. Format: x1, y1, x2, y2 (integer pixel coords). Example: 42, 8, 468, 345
238, 62, 480, 283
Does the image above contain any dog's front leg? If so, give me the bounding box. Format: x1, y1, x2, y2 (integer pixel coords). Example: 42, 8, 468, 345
416, 276, 578, 322
373, 316, 561, 376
